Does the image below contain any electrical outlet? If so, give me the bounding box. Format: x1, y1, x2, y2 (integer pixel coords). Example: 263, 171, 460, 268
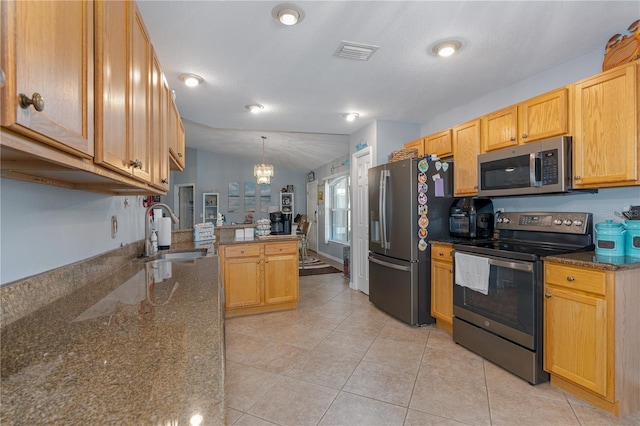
623, 205, 630, 212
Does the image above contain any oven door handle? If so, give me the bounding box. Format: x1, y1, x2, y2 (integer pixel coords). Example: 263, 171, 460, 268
488, 258, 533, 272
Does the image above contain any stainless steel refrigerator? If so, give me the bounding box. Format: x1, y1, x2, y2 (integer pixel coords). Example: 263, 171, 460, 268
368, 157, 454, 325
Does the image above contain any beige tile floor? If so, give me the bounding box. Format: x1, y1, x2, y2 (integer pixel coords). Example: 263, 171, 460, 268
224, 256, 640, 426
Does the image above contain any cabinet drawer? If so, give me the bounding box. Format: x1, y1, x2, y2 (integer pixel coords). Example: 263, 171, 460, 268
265, 241, 298, 255
545, 263, 607, 295
224, 244, 261, 258
431, 243, 453, 263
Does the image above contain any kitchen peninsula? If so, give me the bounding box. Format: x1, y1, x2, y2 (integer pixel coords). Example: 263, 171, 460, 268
219, 234, 300, 317
0, 243, 225, 425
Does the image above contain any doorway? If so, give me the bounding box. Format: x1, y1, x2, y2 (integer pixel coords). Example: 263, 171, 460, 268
306, 180, 318, 252
351, 146, 372, 294
173, 183, 195, 229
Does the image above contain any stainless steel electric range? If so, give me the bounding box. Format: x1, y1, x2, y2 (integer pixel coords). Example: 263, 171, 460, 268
452, 211, 593, 384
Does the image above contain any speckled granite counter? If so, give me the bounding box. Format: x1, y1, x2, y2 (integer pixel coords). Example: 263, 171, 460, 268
1, 244, 225, 425
218, 233, 299, 245
543, 251, 640, 271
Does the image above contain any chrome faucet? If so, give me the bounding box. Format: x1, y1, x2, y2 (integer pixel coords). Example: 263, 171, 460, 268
143, 203, 179, 257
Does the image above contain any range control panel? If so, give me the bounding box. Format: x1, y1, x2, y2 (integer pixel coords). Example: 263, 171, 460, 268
495, 212, 592, 235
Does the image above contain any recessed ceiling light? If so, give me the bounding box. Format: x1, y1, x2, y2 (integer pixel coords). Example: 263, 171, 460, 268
344, 112, 359, 122
272, 3, 305, 26
178, 73, 204, 87
245, 104, 265, 113
431, 40, 462, 57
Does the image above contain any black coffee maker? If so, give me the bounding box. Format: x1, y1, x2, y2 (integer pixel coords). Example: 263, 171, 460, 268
282, 213, 292, 234
270, 211, 283, 234
449, 197, 494, 239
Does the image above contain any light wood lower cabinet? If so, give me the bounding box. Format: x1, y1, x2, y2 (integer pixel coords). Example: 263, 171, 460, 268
221, 241, 299, 317
544, 262, 640, 417
430, 243, 453, 333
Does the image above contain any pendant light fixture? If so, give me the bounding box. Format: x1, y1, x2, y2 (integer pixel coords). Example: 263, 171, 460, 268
254, 136, 274, 185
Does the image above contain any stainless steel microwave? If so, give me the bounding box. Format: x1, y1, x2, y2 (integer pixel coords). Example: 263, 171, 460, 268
477, 136, 572, 197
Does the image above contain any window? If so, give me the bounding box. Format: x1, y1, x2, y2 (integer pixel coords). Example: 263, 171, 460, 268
326, 174, 350, 243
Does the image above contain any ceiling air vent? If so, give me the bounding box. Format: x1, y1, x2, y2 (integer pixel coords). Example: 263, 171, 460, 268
334, 41, 379, 61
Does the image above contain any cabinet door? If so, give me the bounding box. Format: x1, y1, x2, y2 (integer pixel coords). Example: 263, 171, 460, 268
573, 62, 638, 187
264, 243, 299, 305
402, 138, 425, 157
150, 51, 169, 190
425, 129, 452, 157
168, 96, 185, 171
453, 119, 481, 196
94, 0, 131, 175
1, 0, 94, 156
129, 4, 152, 182
430, 244, 453, 326
481, 105, 518, 152
518, 88, 568, 143
544, 285, 611, 399
223, 253, 262, 309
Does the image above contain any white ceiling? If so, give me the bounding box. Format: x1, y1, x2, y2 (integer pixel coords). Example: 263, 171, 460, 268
137, 1, 639, 172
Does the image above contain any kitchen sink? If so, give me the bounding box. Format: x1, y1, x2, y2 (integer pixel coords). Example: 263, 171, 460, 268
145, 250, 207, 262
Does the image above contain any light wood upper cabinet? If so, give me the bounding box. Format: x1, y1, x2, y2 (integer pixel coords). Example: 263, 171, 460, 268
402, 137, 425, 158
452, 119, 481, 196
167, 85, 185, 171
1, 0, 94, 157
482, 105, 518, 152
129, 4, 152, 182
95, 0, 152, 183
518, 88, 568, 143
544, 261, 640, 417
425, 129, 452, 157
430, 243, 453, 333
572, 61, 639, 188
482, 88, 568, 152
150, 52, 169, 191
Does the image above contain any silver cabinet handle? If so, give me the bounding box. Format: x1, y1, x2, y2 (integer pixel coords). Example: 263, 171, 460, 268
566, 276, 575, 282
545, 293, 552, 298
19, 92, 45, 111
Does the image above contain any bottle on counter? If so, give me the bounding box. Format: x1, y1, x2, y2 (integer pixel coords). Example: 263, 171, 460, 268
151, 231, 158, 254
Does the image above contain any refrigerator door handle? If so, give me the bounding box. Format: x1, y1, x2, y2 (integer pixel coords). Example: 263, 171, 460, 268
369, 256, 411, 272
380, 170, 390, 249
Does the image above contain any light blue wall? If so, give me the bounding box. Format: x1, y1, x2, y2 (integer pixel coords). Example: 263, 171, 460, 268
192, 149, 307, 225
0, 178, 146, 285
376, 120, 421, 165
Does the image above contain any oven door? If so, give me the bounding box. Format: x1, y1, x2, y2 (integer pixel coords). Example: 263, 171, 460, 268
453, 251, 540, 350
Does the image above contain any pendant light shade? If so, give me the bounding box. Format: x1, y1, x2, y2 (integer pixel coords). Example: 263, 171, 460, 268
254, 136, 274, 185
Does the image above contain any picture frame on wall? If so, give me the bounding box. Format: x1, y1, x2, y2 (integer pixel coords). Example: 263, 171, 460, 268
308, 171, 315, 182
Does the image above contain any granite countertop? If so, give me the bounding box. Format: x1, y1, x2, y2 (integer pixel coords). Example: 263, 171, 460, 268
0, 244, 225, 425
543, 251, 640, 271
218, 233, 299, 246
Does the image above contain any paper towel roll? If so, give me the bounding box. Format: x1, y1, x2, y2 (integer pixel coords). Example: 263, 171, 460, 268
153, 209, 163, 231
158, 217, 172, 249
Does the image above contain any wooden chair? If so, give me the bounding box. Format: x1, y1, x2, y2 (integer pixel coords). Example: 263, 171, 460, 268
298, 220, 312, 268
